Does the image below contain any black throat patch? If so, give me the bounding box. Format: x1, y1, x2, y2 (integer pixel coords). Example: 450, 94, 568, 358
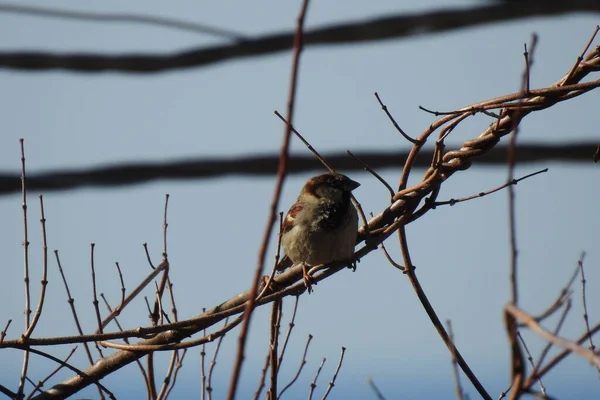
316, 192, 351, 232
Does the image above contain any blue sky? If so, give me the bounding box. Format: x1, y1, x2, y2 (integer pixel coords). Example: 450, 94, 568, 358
0, 1, 599, 399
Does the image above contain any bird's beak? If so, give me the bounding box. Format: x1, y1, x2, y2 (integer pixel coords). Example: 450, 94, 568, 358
343, 178, 360, 192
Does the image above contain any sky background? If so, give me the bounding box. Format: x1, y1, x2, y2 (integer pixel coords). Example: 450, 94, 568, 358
0, 1, 599, 399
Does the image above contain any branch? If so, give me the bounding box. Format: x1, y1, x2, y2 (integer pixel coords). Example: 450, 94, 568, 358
23, 40, 600, 400
227, 0, 309, 398
506, 304, 600, 369
0, 4, 246, 40
0, 2, 598, 73
0, 143, 596, 196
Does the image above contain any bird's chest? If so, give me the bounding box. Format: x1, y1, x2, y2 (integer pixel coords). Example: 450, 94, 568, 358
308, 202, 348, 232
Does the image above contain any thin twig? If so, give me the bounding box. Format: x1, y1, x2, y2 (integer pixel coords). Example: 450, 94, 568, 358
151, 262, 170, 326
517, 331, 546, 397
419, 104, 500, 119
114, 262, 126, 310
163, 350, 187, 399
523, 43, 532, 94
366, 377, 386, 400
144, 242, 155, 269
497, 383, 513, 400
321, 346, 346, 400
0, 3, 247, 40
505, 311, 525, 400
208, 317, 230, 400
18, 138, 31, 399
99, 259, 168, 331
153, 281, 165, 326
578, 253, 599, 375
563, 25, 600, 84
308, 358, 326, 400
447, 320, 465, 400
147, 352, 157, 399
433, 168, 547, 207
59, 249, 107, 400
100, 294, 150, 390
506, 36, 538, 400
24, 195, 49, 338
527, 260, 579, 325
279, 334, 313, 398
274, 111, 334, 173
379, 241, 405, 272
253, 353, 271, 400
507, 34, 538, 309
90, 243, 103, 333
257, 212, 285, 301
506, 304, 600, 369
162, 193, 169, 259
352, 194, 370, 240
268, 300, 282, 399
161, 194, 180, 330
347, 150, 395, 199
534, 298, 572, 375
227, 2, 310, 399
25, 347, 115, 398
201, 307, 207, 400
277, 296, 301, 375
374, 92, 418, 144
0, 320, 12, 344
26, 347, 77, 399
524, 322, 600, 390
54, 251, 95, 364
166, 279, 178, 323
155, 349, 180, 400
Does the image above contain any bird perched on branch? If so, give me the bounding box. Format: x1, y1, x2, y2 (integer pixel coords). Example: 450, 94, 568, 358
280, 172, 360, 292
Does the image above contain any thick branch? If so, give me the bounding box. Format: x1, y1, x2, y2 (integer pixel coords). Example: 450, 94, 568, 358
27, 40, 600, 400
0, 1, 598, 73
0, 143, 595, 196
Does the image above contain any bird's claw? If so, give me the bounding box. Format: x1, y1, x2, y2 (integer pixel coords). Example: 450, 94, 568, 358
302, 263, 316, 294
347, 256, 360, 272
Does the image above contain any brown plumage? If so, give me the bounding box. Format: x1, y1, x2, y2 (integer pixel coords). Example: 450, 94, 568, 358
279, 173, 360, 291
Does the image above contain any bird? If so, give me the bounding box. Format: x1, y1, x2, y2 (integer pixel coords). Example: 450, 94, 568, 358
280, 172, 360, 292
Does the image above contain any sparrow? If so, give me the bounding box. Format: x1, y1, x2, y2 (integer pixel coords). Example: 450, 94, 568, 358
280, 172, 360, 292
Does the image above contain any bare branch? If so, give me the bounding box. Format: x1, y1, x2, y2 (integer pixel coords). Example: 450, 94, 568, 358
366, 377, 386, 400
374, 92, 418, 144
506, 304, 600, 369
277, 296, 300, 373
446, 320, 465, 400
321, 347, 346, 400
207, 317, 230, 399
18, 138, 31, 399
0, 4, 247, 40
0, 3, 598, 73
279, 334, 313, 398
517, 331, 546, 397
20, 39, 600, 400
23, 195, 50, 339
227, 2, 310, 398
308, 358, 326, 400
433, 168, 547, 207
0, 143, 595, 196
578, 253, 600, 375
268, 300, 282, 399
